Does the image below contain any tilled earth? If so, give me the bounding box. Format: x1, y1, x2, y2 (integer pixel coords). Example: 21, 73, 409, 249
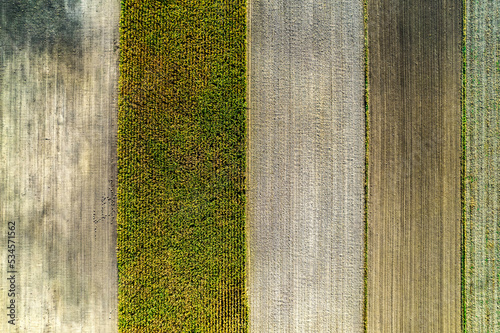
366, 0, 463, 331
0, 1, 119, 331
247, 0, 365, 331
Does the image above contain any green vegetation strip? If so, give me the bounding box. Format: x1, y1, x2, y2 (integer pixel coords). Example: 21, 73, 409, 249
363, 0, 370, 330
465, 0, 500, 331
118, 1, 247, 331
462, 0, 467, 330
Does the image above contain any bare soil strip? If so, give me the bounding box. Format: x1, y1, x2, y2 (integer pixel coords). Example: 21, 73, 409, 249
247, 0, 365, 331
366, 0, 462, 331
465, 1, 500, 331
0, 1, 119, 331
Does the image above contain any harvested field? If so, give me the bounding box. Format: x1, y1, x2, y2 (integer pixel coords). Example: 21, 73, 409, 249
0, 0, 119, 331
465, 0, 500, 331
118, 0, 247, 331
366, 0, 463, 331
247, 0, 365, 331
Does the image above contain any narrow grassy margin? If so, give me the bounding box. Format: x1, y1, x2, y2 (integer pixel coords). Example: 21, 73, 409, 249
118, 1, 247, 331
363, 0, 370, 331
461, 0, 467, 331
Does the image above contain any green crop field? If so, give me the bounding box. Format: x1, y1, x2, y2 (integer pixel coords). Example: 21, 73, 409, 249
117, 0, 247, 331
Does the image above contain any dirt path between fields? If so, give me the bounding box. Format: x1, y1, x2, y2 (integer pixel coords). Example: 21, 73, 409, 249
366, 0, 462, 331
465, 1, 500, 331
247, 0, 365, 331
0, 1, 119, 331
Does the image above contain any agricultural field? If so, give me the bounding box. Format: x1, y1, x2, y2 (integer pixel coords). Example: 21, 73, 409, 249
4, 0, 500, 331
118, 0, 247, 331
0, 0, 119, 331
464, 0, 500, 331
246, 0, 365, 331
366, 0, 463, 331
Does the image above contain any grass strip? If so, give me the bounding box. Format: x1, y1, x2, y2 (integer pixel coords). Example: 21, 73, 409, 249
118, 1, 247, 331
363, 0, 370, 331
461, 0, 467, 330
